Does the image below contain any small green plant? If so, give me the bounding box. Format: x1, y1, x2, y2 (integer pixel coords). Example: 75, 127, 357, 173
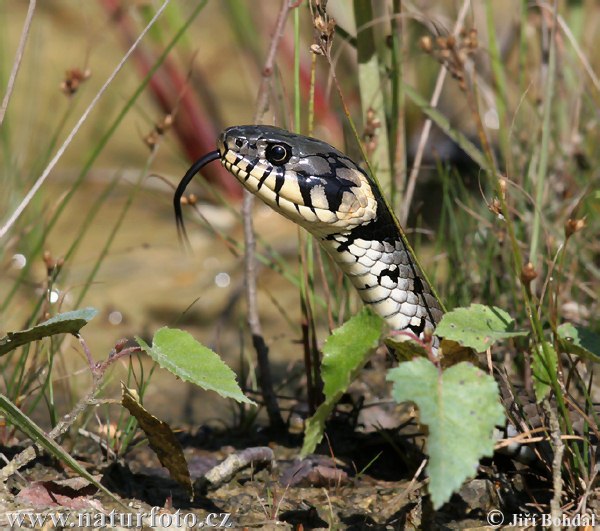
0, 308, 253, 493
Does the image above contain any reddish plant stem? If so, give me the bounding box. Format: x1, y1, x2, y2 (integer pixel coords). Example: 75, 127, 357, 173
100, 0, 241, 198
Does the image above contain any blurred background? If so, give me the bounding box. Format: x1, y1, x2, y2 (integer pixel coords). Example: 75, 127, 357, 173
1, 0, 598, 434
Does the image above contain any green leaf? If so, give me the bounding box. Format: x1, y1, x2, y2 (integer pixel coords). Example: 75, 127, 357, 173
435, 304, 527, 352
387, 358, 504, 509
384, 335, 430, 361
0, 308, 98, 357
321, 308, 384, 398
301, 308, 384, 456
136, 327, 254, 405
0, 393, 125, 508
557, 323, 600, 362
532, 341, 558, 402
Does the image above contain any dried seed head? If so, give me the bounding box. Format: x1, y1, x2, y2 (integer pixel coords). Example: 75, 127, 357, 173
421, 29, 478, 88
155, 113, 173, 135
489, 198, 502, 217
43, 250, 52, 266
162, 113, 174, 129
439, 48, 451, 61
420, 35, 433, 53
143, 132, 158, 150
43, 250, 63, 276
467, 28, 478, 49
60, 67, 91, 96
565, 217, 586, 238
144, 113, 174, 149
499, 177, 507, 198
520, 262, 538, 286
363, 107, 381, 156
314, 14, 326, 32
312, 3, 335, 56
310, 43, 324, 55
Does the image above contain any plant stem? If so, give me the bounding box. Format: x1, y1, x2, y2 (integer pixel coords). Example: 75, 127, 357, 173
243, 0, 294, 429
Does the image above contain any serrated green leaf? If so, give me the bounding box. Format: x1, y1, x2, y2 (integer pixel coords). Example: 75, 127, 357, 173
532, 341, 558, 402
302, 401, 335, 459
435, 304, 527, 352
557, 323, 600, 362
136, 328, 254, 405
0, 308, 98, 357
387, 358, 504, 509
301, 308, 383, 456
321, 308, 384, 398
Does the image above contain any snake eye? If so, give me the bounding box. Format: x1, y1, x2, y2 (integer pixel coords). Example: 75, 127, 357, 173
265, 143, 291, 166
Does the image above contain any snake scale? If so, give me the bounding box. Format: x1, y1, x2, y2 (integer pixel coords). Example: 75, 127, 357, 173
175, 125, 444, 354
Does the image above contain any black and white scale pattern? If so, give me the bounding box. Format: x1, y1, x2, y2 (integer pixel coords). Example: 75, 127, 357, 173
217, 125, 444, 354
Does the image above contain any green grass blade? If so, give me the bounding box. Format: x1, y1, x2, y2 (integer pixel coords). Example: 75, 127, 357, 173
0, 393, 126, 508
353, 0, 391, 196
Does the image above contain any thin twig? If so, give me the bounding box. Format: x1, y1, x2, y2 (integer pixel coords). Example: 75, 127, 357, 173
543, 399, 564, 530
399, 0, 471, 226
532, 5, 600, 93
388, 458, 428, 509
0, 0, 36, 128
0, 0, 171, 240
243, 0, 295, 429
198, 446, 274, 491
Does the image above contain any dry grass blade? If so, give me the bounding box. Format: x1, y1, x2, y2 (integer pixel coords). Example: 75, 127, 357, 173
0, 0, 171, 240
0, 0, 36, 128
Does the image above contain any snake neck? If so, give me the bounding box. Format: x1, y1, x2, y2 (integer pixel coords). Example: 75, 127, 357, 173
318, 208, 443, 353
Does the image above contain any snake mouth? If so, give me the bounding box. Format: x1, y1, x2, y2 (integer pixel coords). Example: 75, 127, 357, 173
174, 149, 221, 243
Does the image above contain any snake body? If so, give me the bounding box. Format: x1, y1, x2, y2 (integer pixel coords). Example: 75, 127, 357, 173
175, 125, 444, 354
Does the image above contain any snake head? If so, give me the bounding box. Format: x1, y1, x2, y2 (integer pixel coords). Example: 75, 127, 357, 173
218, 125, 379, 237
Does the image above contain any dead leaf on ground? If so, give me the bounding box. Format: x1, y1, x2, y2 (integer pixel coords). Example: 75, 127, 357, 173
17, 477, 104, 510
121, 383, 193, 499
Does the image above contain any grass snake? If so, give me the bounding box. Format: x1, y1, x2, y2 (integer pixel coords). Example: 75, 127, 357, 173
174, 125, 444, 355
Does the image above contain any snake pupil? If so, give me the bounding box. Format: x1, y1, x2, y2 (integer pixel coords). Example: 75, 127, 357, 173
265, 143, 291, 165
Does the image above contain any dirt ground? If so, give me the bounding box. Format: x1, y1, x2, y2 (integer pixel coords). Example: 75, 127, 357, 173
0, 368, 561, 531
